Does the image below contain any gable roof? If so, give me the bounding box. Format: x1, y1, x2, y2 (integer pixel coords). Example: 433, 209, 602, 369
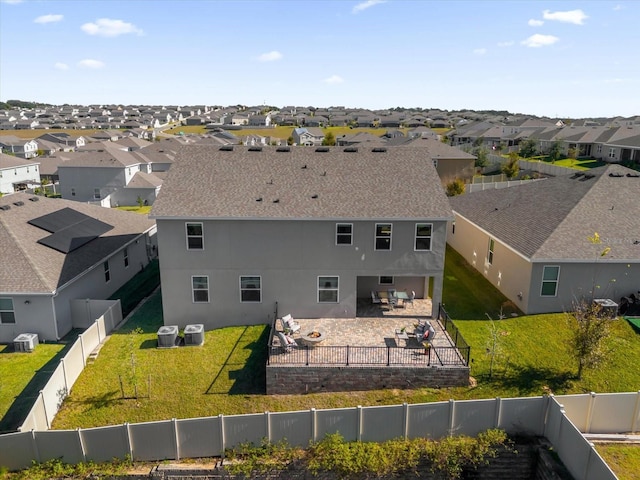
449, 165, 640, 261
0, 193, 155, 294
151, 146, 452, 221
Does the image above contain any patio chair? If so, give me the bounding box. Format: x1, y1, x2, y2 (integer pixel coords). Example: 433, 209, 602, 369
404, 290, 415, 308
281, 314, 301, 334
277, 331, 297, 352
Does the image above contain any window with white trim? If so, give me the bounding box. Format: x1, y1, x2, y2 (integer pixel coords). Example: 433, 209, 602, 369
240, 276, 261, 303
608, 148, 616, 159
375, 223, 392, 250
541, 266, 560, 297
103, 261, 110, 282
93, 188, 101, 199
415, 223, 433, 251
487, 238, 495, 265
192, 276, 209, 303
379, 276, 394, 285
318, 276, 339, 303
186, 222, 204, 250
123, 247, 129, 268
336, 223, 353, 245
0, 298, 16, 324
596, 145, 602, 154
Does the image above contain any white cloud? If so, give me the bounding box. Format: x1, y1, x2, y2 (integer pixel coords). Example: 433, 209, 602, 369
473, 48, 487, 55
0, 0, 24, 4
323, 75, 344, 84
257, 51, 283, 62
521, 34, 559, 48
34, 14, 64, 24
613, 4, 623, 11
352, 0, 385, 14
542, 9, 588, 25
54, 62, 69, 70
497, 41, 514, 47
81, 18, 143, 37
528, 19, 544, 27
78, 59, 105, 69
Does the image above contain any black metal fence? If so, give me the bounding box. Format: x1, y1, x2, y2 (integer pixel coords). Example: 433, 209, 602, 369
437, 303, 471, 365
267, 343, 466, 367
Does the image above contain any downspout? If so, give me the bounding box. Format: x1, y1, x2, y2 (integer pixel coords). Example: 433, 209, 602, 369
51, 291, 60, 340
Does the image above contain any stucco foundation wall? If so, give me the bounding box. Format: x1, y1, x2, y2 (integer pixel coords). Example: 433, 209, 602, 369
266, 366, 470, 394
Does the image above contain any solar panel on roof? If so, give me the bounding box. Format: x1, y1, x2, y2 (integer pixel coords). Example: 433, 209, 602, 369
28, 207, 113, 253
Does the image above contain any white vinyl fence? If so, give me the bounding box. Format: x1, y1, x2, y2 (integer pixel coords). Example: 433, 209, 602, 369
17, 300, 121, 432
3, 391, 634, 480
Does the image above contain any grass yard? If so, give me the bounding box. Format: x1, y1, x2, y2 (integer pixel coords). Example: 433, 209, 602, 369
115, 205, 152, 215
0, 342, 67, 432
522, 156, 607, 170
596, 444, 640, 480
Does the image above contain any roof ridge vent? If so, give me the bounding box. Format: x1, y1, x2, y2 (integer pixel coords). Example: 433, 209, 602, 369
315, 147, 330, 152
219, 145, 234, 151
371, 147, 387, 153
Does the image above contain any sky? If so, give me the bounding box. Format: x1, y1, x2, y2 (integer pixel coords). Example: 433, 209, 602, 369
1, 0, 638, 119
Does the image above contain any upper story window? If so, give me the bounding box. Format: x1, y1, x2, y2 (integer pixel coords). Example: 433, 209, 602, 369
93, 188, 101, 199
103, 261, 110, 283
336, 223, 353, 245
0, 298, 16, 324
186, 222, 204, 250
240, 276, 261, 303
541, 266, 560, 297
192, 276, 209, 303
375, 223, 392, 250
318, 276, 339, 303
415, 223, 433, 251
487, 238, 495, 265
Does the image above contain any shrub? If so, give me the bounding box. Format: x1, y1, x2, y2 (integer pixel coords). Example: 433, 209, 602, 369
446, 178, 466, 197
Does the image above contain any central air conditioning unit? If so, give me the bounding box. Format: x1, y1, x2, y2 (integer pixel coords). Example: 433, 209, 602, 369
14, 333, 39, 352
157, 325, 179, 348
184, 324, 205, 346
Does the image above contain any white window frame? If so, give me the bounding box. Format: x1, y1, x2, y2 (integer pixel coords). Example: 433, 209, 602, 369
240, 275, 262, 303
487, 238, 495, 266
0, 297, 16, 324
415, 223, 433, 251
318, 276, 339, 303
186, 222, 204, 250
103, 260, 110, 283
374, 223, 392, 251
378, 276, 394, 285
608, 148, 616, 159
336, 223, 353, 246
123, 247, 129, 268
541, 266, 560, 297
596, 144, 602, 154
93, 188, 101, 200
192, 275, 210, 303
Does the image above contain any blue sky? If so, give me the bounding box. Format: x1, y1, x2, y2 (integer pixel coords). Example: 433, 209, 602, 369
1, 0, 638, 118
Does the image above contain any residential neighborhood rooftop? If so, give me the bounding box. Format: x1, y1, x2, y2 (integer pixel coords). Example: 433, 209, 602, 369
150, 145, 453, 220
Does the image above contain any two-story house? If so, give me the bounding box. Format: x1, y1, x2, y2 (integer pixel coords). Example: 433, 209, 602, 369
150, 145, 453, 330
291, 127, 325, 146
0, 153, 40, 194
0, 136, 39, 159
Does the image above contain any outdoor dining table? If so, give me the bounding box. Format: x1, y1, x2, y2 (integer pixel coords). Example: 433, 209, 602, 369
377, 291, 409, 300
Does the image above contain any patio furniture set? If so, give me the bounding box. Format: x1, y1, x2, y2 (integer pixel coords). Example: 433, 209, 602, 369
371, 289, 415, 310
276, 314, 327, 351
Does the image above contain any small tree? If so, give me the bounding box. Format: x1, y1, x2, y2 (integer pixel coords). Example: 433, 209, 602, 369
519, 138, 537, 158
547, 140, 563, 163
568, 301, 610, 379
287, 136, 294, 146
502, 152, 519, 179
473, 147, 488, 168
446, 178, 466, 197
322, 131, 336, 146
136, 196, 144, 208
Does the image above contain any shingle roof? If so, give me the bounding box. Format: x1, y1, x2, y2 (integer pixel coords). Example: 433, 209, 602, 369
0, 193, 155, 293
449, 165, 640, 261
125, 171, 163, 188
151, 145, 452, 220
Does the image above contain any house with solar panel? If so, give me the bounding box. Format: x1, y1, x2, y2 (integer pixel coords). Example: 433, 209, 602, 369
150, 145, 452, 330
0, 193, 157, 343
448, 165, 640, 315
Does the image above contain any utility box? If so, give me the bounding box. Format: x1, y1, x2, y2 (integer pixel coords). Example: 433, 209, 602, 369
157, 325, 179, 348
14, 333, 39, 352
184, 324, 205, 346
593, 298, 618, 318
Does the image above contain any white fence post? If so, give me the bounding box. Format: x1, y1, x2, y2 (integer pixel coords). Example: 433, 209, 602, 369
632, 391, 640, 434
264, 411, 271, 443
494, 397, 502, 428
403, 403, 409, 439
79, 333, 87, 367
77, 428, 87, 462
39, 391, 50, 430
172, 418, 179, 460
310, 408, 317, 443
124, 423, 133, 460
219, 414, 226, 459
448, 399, 455, 436
30, 429, 41, 463
585, 392, 597, 433
357, 405, 363, 441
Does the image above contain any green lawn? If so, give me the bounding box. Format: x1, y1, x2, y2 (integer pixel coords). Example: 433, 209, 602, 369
521, 156, 607, 170
596, 444, 640, 480
115, 205, 152, 215
0, 342, 67, 432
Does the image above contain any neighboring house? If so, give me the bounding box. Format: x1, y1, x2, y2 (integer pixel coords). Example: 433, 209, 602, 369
0, 136, 39, 159
248, 114, 271, 127
57, 145, 162, 206
0, 153, 41, 194
0, 193, 157, 343
291, 127, 325, 146
448, 165, 640, 315
150, 145, 452, 330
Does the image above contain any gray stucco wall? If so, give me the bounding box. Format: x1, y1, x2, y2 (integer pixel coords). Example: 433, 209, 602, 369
157, 219, 447, 329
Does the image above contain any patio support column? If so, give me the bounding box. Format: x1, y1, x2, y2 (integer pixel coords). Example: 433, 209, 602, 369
431, 272, 443, 315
